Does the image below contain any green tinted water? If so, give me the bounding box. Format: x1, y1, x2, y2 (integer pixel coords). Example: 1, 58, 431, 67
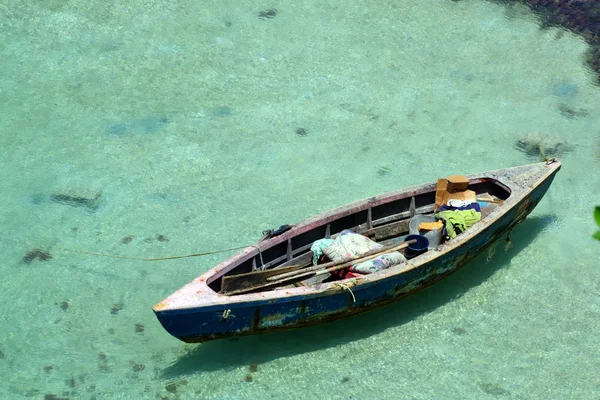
1, 1, 599, 399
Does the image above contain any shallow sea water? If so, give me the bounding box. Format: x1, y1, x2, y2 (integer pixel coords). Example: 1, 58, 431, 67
1, 0, 599, 399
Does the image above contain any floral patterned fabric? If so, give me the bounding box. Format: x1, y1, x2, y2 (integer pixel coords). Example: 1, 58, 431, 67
310, 238, 334, 266
351, 252, 406, 274
322, 229, 382, 259
322, 230, 406, 274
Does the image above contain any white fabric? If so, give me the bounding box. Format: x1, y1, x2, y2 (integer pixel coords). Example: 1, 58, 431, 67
447, 199, 475, 208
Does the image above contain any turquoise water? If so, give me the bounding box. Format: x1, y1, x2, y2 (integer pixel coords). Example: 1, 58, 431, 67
1, 0, 599, 399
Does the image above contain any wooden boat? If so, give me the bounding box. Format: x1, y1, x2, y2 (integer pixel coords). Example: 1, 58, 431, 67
153, 161, 561, 343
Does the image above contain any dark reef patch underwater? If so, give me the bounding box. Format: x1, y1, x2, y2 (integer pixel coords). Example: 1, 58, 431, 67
493, 0, 600, 83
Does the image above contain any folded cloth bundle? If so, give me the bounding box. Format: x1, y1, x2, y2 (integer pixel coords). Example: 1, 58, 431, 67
321, 229, 406, 274
435, 209, 481, 239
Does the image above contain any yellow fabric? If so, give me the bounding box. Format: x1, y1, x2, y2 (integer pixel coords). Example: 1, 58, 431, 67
418, 221, 444, 231
435, 209, 481, 239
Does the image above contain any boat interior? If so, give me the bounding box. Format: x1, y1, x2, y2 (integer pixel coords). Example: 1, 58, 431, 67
209, 178, 511, 295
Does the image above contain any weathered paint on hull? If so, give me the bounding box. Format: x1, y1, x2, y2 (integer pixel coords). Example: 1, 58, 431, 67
154, 169, 557, 343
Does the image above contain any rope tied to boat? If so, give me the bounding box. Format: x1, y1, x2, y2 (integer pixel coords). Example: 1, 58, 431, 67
12, 239, 268, 262
336, 282, 356, 303
55, 245, 252, 261
249, 245, 266, 270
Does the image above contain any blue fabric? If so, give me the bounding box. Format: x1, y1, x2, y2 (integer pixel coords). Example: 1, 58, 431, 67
438, 202, 481, 213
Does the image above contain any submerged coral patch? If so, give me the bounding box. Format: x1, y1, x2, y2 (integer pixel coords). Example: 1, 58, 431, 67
165, 380, 188, 393
377, 166, 392, 176
51, 188, 102, 210
57, 300, 69, 311
558, 104, 589, 119
131, 361, 145, 372
22, 249, 53, 264
120, 235, 134, 244
515, 133, 574, 160
451, 326, 467, 335
478, 382, 510, 396
155, 234, 169, 242
110, 303, 124, 315
503, 0, 600, 83
258, 9, 277, 19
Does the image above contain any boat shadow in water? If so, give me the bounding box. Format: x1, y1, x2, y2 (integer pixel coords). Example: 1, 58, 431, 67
161, 214, 558, 376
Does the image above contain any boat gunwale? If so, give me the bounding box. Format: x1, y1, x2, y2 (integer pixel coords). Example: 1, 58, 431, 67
204, 176, 510, 285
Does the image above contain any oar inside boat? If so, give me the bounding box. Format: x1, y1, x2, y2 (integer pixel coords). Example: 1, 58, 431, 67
219, 264, 304, 295
221, 240, 416, 295
220, 240, 410, 294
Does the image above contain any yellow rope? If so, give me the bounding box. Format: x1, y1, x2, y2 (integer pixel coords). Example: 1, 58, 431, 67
3, 234, 255, 262
336, 282, 356, 303
55, 245, 252, 261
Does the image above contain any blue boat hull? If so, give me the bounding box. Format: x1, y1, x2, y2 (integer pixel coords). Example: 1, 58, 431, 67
154, 166, 558, 343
